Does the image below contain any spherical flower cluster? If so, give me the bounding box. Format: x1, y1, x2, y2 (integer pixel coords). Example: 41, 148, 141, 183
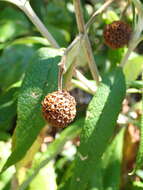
103, 21, 132, 49
42, 90, 76, 128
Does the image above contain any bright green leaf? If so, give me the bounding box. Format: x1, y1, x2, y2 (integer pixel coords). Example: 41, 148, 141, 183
11, 36, 50, 46
132, 181, 143, 190
103, 10, 119, 24
123, 54, 143, 82
108, 48, 126, 66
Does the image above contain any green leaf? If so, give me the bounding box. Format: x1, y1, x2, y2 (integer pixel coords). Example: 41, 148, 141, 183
0, 132, 10, 141
0, 7, 30, 42
85, 128, 125, 190
45, 1, 72, 32
103, 10, 119, 24
88, 162, 103, 190
123, 54, 143, 82
132, 181, 143, 190
30, 0, 46, 20
102, 128, 125, 190
0, 87, 18, 131
11, 36, 50, 46
108, 48, 126, 66
2, 48, 62, 172
67, 67, 126, 190
128, 80, 143, 89
0, 44, 34, 89
47, 25, 70, 46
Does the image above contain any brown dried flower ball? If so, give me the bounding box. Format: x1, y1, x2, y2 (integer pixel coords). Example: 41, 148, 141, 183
42, 90, 76, 128
103, 21, 132, 49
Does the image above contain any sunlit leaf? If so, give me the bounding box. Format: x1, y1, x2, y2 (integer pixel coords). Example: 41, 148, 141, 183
124, 54, 143, 82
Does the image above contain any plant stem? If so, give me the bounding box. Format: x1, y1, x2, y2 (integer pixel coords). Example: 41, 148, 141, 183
19, 1, 59, 48
73, 0, 100, 84
127, 88, 143, 93
11, 0, 59, 48
120, 0, 143, 67
86, 0, 115, 30
4, 0, 59, 48
58, 55, 66, 90
74, 69, 97, 94
120, 19, 143, 67
120, 0, 130, 20
64, 58, 78, 90
72, 79, 95, 95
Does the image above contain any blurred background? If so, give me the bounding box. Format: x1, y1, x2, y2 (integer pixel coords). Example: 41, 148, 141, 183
0, 0, 142, 190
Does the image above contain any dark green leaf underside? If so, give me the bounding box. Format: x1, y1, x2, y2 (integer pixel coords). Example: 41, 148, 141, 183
0, 87, 18, 131
102, 128, 125, 190
68, 67, 126, 190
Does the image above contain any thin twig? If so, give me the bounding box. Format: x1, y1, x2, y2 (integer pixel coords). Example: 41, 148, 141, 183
6, 0, 100, 89
86, 0, 115, 30
64, 58, 78, 90
58, 56, 66, 90
120, 0, 130, 20
73, 0, 100, 84
120, 0, 143, 67
73, 0, 85, 33
74, 69, 97, 94
64, 35, 83, 56
62, 0, 115, 84
72, 79, 94, 95
63, 34, 85, 90
20, 1, 59, 48
127, 88, 143, 93
5, 0, 59, 48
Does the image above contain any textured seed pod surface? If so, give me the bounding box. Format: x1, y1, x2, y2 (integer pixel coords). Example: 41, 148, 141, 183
103, 21, 132, 49
42, 90, 76, 128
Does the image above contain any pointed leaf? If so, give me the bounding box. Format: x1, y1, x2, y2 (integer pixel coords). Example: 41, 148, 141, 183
68, 67, 126, 190
2, 48, 62, 171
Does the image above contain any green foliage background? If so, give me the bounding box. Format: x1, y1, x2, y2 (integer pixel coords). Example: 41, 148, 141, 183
0, 0, 142, 190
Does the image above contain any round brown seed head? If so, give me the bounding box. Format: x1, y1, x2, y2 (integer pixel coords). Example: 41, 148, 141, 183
42, 90, 76, 128
103, 21, 132, 49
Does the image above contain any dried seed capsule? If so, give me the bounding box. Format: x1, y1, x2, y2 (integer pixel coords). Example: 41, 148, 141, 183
42, 90, 76, 128
103, 20, 132, 49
